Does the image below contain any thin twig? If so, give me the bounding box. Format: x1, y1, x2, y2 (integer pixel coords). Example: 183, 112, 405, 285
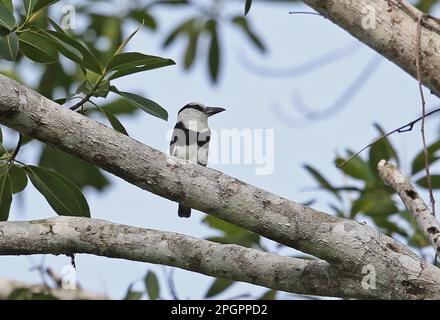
338, 107, 440, 167
416, 13, 437, 264
8, 133, 22, 163
289, 11, 320, 16
416, 15, 435, 215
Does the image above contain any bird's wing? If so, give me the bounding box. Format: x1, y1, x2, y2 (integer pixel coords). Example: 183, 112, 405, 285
170, 122, 189, 157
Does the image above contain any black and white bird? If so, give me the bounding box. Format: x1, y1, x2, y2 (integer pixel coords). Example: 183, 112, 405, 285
170, 102, 225, 218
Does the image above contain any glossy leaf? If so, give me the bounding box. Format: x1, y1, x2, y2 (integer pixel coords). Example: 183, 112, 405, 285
19, 30, 59, 63
0, 32, 18, 61
8, 165, 28, 194
144, 271, 160, 300
112, 89, 168, 121
0, 173, 12, 221
108, 52, 175, 79
39, 146, 109, 191
25, 165, 90, 217
0, 2, 15, 32
0, 0, 12, 12
98, 106, 129, 136
41, 29, 102, 74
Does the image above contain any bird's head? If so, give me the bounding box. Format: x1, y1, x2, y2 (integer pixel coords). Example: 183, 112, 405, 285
178, 102, 225, 123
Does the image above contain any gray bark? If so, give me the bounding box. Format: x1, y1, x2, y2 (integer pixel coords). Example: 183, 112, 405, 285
0, 216, 383, 299
0, 75, 440, 298
378, 160, 440, 256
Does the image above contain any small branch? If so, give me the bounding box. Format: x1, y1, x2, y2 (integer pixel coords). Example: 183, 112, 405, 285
8, 133, 22, 163
378, 160, 440, 257
338, 106, 440, 167
416, 14, 436, 218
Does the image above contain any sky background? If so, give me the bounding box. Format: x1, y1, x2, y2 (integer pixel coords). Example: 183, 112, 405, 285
1, 0, 440, 299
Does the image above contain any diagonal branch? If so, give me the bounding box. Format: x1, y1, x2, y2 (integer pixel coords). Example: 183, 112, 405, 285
0, 216, 375, 299
0, 75, 440, 298
378, 160, 440, 256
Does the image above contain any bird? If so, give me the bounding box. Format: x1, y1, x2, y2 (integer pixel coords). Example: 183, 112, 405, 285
170, 102, 225, 218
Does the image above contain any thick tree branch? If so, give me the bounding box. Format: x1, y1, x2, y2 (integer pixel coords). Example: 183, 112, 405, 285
378, 160, 440, 255
302, 0, 440, 97
0, 216, 377, 299
0, 75, 440, 298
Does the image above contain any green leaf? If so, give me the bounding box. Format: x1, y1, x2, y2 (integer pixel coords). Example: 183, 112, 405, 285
100, 98, 138, 116
350, 191, 397, 218
0, 2, 16, 32
232, 16, 266, 53
416, 175, 440, 189
244, 0, 252, 15
25, 165, 90, 217
0, 173, 12, 221
130, 10, 157, 30
0, 32, 18, 61
144, 271, 160, 300
39, 146, 109, 191
184, 25, 200, 69
114, 22, 143, 57
23, 0, 36, 17
205, 278, 234, 298
372, 216, 408, 237
162, 18, 195, 48
124, 284, 143, 300
8, 165, 28, 194
112, 89, 168, 121
304, 164, 341, 200
19, 30, 59, 63
41, 29, 102, 74
412, 140, 440, 175
206, 19, 220, 82
107, 52, 175, 79
369, 123, 399, 174
259, 289, 277, 300
0, 0, 12, 12
97, 106, 129, 136
336, 152, 374, 181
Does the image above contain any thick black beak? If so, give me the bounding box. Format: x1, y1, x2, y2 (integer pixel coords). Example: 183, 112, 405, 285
205, 107, 225, 117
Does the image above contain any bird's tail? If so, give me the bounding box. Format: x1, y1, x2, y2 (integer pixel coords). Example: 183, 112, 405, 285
178, 204, 191, 218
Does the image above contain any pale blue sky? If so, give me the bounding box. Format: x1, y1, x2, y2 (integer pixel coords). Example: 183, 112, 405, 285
1, 0, 440, 299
